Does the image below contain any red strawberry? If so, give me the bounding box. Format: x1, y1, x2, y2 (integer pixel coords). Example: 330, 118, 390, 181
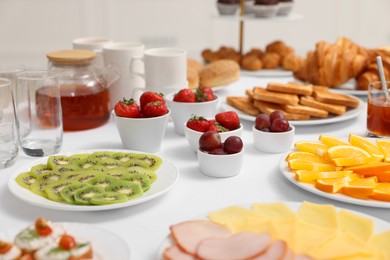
142, 101, 168, 118
140, 92, 165, 111
196, 86, 215, 102
173, 89, 196, 102
186, 116, 210, 132
208, 119, 228, 132
114, 98, 140, 118
215, 111, 240, 130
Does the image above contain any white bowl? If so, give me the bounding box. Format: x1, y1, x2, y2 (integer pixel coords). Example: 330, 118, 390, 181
217, 2, 240, 15
252, 4, 280, 18
252, 124, 295, 153
112, 110, 170, 153
165, 93, 219, 136
185, 123, 243, 153
197, 148, 244, 178
277, 2, 293, 16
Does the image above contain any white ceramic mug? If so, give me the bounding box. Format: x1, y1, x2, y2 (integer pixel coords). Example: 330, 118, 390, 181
73, 37, 113, 69
103, 42, 145, 108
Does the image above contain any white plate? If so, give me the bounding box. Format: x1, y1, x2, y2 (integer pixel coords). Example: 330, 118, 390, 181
157, 201, 390, 259
0, 222, 130, 260
8, 149, 179, 211
241, 68, 293, 77
221, 98, 365, 126
279, 153, 390, 208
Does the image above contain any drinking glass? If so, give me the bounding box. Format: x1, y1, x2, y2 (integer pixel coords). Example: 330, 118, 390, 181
0, 65, 24, 99
367, 81, 390, 137
15, 71, 63, 156
0, 78, 18, 168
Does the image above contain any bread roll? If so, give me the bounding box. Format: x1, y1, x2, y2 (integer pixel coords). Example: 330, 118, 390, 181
187, 67, 199, 89
187, 58, 204, 73
199, 59, 240, 87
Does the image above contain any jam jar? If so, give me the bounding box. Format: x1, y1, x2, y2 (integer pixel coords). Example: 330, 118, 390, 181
47, 50, 118, 131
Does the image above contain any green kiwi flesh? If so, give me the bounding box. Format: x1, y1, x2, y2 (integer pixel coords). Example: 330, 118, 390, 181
15, 172, 36, 189
60, 182, 90, 204
90, 192, 128, 205
106, 180, 143, 200
74, 186, 105, 205
122, 173, 151, 192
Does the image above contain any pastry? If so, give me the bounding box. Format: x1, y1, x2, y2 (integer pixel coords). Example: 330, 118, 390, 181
252, 87, 299, 106
241, 55, 263, 71
266, 40, 294, 60
253, 0, 279, 17
199, 59, 240, 87
300, 96, 346, 115
282, 53, 304, 72
226, 96, 260, 116
187, 58, 204, 73
313, 87, 360, 108
217, 0, 240, 15
281, 104, 329, 118
266, 82, 313, 96
261, 52, 281, 69
253, 100, 310, 120
187, 67, 200, 89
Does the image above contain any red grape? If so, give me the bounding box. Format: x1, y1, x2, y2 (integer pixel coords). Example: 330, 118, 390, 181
223, 136, 243, 154
270, 118, 290, 132
209, 147, 227, 155
269, 110, 285, 123
199, 131, 222, 152
255, 114, 271, 130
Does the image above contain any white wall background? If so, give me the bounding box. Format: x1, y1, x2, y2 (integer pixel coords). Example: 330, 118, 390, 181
0, 0, 389, 66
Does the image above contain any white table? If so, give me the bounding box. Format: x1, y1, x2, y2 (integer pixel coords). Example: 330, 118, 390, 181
0, 75, 387, 260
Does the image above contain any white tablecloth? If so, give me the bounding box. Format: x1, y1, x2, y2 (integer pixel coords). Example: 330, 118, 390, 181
0, 75, 387, 260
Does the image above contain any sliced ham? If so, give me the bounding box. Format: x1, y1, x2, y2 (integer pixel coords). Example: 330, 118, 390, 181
170, 220, 231, 255
163, 244, 196, 260
294, 254, 314, 260
251, 240, 287, 260
280, 249, 294, 260
196, 232, 271, 260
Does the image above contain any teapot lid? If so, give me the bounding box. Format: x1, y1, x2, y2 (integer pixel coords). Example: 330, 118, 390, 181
47, 50, 96, 63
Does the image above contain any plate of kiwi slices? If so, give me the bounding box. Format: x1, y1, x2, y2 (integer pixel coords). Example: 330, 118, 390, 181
8, 149, 179, 211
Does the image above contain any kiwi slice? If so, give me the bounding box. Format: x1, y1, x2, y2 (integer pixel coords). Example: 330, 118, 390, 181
47, 155, 70, 169
122, 173, 151, 192
106, 180, 143, 200
87, 175, 116, 190
121, 158, 150, 169
30, 164, 52, 177
15, 172, 36, 189
74, 186, 105, 205
60, 171, 81, 180
98, 158, 122, 169
68, 153, 89, 163
56, 164, 78, 173
37, 171, 62, 183
60, 182, 90, 204
134, 154, 162, 171
112, 152, 137, 163
30, 179, 52, 197
88, 151, 114, 160
90, 192, 128, 205
126, 166, 158, 183
106, 167, 133, 179
44, 180, 75, 202
73, 157, 99, 170
71, 171, 104, 183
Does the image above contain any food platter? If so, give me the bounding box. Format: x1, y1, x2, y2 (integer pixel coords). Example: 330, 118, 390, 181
221, 98, 365, 126
0, 222, 130, 260
157, 201, 390, 259
8, 149, 179, 211
279, 153, 390, 208
241, 68, 293, 78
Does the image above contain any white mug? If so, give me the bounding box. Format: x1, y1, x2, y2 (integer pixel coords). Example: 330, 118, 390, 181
103, 42, 145, 108
73, 37, 113, 69
131, 47, 187, 87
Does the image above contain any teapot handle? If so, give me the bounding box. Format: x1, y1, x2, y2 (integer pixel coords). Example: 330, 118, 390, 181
129, 56, 145, 79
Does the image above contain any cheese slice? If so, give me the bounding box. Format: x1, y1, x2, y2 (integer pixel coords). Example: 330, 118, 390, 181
251, 202, 295, 221
269, 218, 296, 249
338, 209, 374, 243
297, 201, 338, 230
369, 230, 390, 258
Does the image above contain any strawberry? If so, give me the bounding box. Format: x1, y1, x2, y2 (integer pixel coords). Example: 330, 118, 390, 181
186, 116, 210, 132
208, 119, 228, 132
173, 89, 196, 102
196, 86, 215, 102
114, 98, 140, 118
140, 92, 165, 111
143, 101, 168, 117
215, 111, 240, 130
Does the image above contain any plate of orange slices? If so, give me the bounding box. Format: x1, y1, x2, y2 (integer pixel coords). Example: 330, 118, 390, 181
280, 134, 390, 208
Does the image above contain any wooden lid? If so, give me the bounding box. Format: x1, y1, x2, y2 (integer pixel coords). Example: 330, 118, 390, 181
47, 50, 96, 63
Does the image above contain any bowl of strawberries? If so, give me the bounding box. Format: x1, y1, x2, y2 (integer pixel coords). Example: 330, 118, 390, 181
184, 111, 243, 152
165, 86, 219, 135
112, 91, 170, 153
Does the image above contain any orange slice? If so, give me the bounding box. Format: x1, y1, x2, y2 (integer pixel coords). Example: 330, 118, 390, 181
295, 170, 351, 183
345, 162, 390, 176
348, 134, 384, 161
315, 177, 349, 193
288, 159, 336, 172
370, 183, 390, 201
319, 134, 350, 147
294, 141, 328, 156
331, 156, 379, 167
327, 145, 371, 159
376, 139, 390, 162
286, 151, 331, 164
341, 177, 377, 197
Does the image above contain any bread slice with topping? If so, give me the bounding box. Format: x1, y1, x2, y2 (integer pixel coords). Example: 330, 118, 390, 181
267, 82, 313, 96
300, 96, 346, 115
253, 100, 310, 120
252, 87, 299, 106
226, 96, 260, 116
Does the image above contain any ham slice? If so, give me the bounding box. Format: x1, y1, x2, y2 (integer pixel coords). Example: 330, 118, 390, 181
170, 220, 231, 255
196, 232, 271, 260
281, 249, 294, 260
163, 244, 196, 260
251, 240, 287, 260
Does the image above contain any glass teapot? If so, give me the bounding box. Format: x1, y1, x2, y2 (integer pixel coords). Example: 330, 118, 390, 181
47, 50, 120, 131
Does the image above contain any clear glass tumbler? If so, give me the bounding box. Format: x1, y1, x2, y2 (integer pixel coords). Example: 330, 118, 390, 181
15, 70, 63, 156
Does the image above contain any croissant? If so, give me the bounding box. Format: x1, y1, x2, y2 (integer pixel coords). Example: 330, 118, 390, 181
356, 51, 390, 90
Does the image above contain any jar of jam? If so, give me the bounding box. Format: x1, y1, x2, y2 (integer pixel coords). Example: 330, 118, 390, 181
47, 50, 119, 131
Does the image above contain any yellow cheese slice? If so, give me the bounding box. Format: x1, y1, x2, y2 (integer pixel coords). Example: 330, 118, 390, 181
297, 201, 338, 230
309, 231, 374, 259
269, 217, 296, 249
338, 209, 374, 243
251, 202, 296, 221
369, 230, 390, 257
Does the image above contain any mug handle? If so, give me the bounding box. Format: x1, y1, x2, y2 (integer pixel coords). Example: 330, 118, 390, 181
129, 56, 145, 78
